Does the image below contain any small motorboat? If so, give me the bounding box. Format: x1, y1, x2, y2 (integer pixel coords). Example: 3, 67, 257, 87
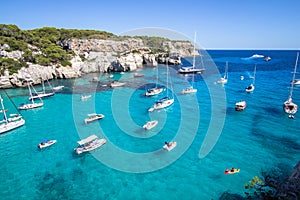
134, 73, 145, 77
84, 113, 105, 124
81, 95, 91, 101
264, 56, 271, 62
224, 168, 240, 175
240, 75, 244, 80
53, 85, 64, 91
38, 139, 57, 149
143, 120, 158, 130
163, 141, 177, 151
235, 101, 246, 111
110, 81, 126, 88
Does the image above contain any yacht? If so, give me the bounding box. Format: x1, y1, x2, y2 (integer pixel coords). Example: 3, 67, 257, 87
84, 113, 104, 124
74, 135, 106, 154
148, 96, 174, 112
0, 95, 25, 134
283, 52, 299, 115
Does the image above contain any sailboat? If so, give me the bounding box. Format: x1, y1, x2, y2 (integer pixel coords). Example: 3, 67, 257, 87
216, 62, 229, 84
181, 32, 198, 94
245, 64, 257, 93
178, 32, 205, 74
148, 60, 174, 112
0, 95, 25, 134
19, 81, 44, 110
145, 65, 163, 96
29, 79, 55, 100
283, 52, 299, 115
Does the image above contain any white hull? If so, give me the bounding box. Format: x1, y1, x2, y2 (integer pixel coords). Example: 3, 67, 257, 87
149, 98, 174, 112
246, 84, 255, 93
181, 87, 197, 94
145, 87, 163, 96
85, 114, 104, 124
0, 118, 25, 134
143, 120, 158, 130
19, 102, 43, 110
81, 95, 91, 101
111, 81, 126, 88
75, 138, 106, 154
283, 100, 298, 114
38, 140, 57, 149
235, 101, 246, 111
163, 142, 177, 151
178, 67, 204, 74
216, 78, 228, 84
29, 92, 54, 100
53, 86, 64, 91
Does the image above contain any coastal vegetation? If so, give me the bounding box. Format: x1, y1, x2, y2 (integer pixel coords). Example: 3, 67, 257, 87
0, 24, 180, 75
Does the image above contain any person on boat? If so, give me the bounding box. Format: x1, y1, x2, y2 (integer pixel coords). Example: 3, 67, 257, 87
165, 141, 171, 147
231, 168, 236, 172
224, 168, 229, 173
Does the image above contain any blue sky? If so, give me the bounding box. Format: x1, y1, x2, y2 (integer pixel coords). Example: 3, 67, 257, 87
1, 0, 300, 49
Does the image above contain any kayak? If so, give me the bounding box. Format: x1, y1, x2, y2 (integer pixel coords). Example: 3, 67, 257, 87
38, 140, 57, 149
224, 168, 240, 174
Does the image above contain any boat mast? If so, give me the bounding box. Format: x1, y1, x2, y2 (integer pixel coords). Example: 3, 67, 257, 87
224, 61, 228, 79
0, 95, 8, 124
253, 64, 257, 85
289, 52, 299, 100
192, 32, 196, 69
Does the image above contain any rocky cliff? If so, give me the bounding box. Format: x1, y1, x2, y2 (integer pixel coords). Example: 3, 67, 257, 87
0, 37, 197, 88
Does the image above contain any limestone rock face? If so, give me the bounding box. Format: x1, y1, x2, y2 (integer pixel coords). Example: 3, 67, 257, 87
0, 37, 196, 88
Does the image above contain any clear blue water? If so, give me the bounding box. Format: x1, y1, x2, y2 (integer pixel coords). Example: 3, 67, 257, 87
0, 50, 299, 199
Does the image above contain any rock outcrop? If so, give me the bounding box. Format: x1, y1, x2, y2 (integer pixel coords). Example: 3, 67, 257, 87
0, 37, 196, 88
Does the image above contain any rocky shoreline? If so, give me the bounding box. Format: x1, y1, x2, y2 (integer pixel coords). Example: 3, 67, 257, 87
0, 37, 198, 88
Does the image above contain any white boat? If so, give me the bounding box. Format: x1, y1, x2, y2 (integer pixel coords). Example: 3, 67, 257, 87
74, 135, 106, 154
53, 85, 64, 91
148, 97, 174, 112
110, 81, 126, 88
143, 120, 158, 130
29, 79, 55, 100
216, 62, 229, 84
246, 64, 257, 93
181, 86, 197, 94
146, 87, 164, 96
149, 57, 174, 111
0, 95, 25, 134
38, 139, 57, 149
19, 81, 44, 110
182, 32, 198, 94
134, 73, 145, 77
235, 101, 247, 111
84, 113, 104, 124
145, 65, 163, 97
251, 54, 264, 58
264, 56, 271, 62
177, 33, 205, 74
292, 79, 300, 85
163, 141, 177, 151
81, 95, 91, 101
283, 52, 299, 115
240, 75, 245, 80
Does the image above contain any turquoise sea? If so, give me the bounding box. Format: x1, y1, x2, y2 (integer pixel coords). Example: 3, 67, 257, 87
0, 50, 299, 199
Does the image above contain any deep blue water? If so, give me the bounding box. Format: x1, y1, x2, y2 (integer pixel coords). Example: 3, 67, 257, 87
0, 50, 299, 199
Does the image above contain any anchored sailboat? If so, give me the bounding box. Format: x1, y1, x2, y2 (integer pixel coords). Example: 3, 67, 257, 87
0, 95, 25, 134
178, 32, 205, 74
246, 64, 257, 93
145, 65, 163, 96
283, 52, 299, 115
216, 62, 229, 84
148, 60, 174, 112
182, 32, 198, 94
29, 79, 55, 100
19, 81, 44, 110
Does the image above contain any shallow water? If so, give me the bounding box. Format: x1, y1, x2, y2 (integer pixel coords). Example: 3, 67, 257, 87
0, 50, 299, 199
